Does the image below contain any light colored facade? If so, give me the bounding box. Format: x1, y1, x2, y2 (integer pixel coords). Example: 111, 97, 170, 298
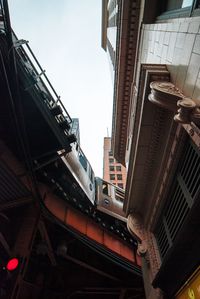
102, 1, 200, 299
70, 118, 80, 145
103, 137, 127, 190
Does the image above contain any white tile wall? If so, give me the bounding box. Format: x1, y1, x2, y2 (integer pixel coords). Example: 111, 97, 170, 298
140, 17, 200, 104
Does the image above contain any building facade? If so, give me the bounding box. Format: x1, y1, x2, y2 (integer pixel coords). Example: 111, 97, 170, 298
102, 0, 200, 298
103, 137, 127, 190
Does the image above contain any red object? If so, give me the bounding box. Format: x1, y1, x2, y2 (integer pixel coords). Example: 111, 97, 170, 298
6, 258, 19, 271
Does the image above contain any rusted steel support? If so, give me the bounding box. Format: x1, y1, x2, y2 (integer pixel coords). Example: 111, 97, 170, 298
38, 220, 57, 266
10, 205, 40, 299
61, 252, 121, 282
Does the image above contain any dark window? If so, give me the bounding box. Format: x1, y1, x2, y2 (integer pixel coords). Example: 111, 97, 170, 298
109, 158, 114, 163
118, 183, 124, 189
166, 0, 193, 10
196, 0, 200, 8
116, 166, 121, 171
89, 167, 94, 183
110, 174, 115, 180
109, 151, 113, 156
117, 174, 122, 180
155, 141, 200, 259
157, 0, 200, 19
102, 182, 108, 195
109, 166, 114, 171
79, 151, 87, 171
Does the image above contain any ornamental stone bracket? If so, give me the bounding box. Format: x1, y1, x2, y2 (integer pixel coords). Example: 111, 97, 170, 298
148, 81, 200, 126
127, 213, 148, 257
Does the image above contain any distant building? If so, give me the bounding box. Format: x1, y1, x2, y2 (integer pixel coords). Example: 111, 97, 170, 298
70, 118, 80, 145
101, 0, 118, 81
103, 137, 127, 190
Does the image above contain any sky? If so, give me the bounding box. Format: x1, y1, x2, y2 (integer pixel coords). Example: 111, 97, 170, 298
8, 0, 113, 177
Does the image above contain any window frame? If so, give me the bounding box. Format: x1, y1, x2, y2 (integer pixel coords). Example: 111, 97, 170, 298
156, 0, 200, 20
116, 165, 121, 172
110, 174, 115, 181
109, 165, 115, 172
117, 174, 122, 180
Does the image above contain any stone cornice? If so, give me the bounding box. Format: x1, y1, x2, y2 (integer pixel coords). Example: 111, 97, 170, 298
112, 0, 140, 164
124, 64, 170, 217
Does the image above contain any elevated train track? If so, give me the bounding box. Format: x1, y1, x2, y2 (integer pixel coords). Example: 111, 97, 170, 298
0, 1, 145, 298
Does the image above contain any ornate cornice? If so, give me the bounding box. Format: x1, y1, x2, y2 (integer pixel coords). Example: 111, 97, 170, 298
124, 64, 170, 216
112, 0, 141, 164
149, 81, 200, 126
125, 66, 200, 226
147, 81, 200, 229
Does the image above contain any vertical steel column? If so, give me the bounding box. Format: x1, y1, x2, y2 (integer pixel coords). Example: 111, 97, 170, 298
10, 205, 40, 299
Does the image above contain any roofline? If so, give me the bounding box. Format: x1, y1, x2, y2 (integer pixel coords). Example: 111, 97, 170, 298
101, 0, 108, 51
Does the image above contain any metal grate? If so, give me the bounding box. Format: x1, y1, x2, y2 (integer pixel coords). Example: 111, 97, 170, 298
155, 141, 200, 259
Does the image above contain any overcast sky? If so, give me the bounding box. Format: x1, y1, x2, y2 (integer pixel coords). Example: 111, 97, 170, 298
8, 0, 113, 177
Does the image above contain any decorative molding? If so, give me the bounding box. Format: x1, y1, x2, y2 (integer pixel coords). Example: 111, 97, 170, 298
148, 122, 185, 230
124, 64, 170, 215
112, 0, 141, 164
149, 81, 200, 126
149, 82, 183, 111
127, 213, 147, 256
127, 210, 162, 277
147, 81, 200, 229
183, 122, 200, 150
146, 231, 161, 279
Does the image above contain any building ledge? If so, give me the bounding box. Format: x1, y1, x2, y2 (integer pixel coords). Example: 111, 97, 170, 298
112, 0, 141, 164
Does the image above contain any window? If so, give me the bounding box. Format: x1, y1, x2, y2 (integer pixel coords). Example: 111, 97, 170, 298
117, 174, 122, 180
166, 0, 193, 10
109, 158, 114, 163
116, 165, 121, 171
79, 151, 87, 171
109, 166, 114, 171
155, 141, 200, 259
182, 0, 193, 7
102, 182, 108, 195
118, 183, 124, 189
109, 151, 113, 156
110, 174, 115, 180
157, 0, 200, 19
89, 166, 94, 183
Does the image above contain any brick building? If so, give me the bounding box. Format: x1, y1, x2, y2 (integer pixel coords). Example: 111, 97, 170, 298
103, 137, 127, 190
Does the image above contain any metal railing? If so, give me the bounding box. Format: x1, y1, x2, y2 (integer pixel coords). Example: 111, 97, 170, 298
12, 32, 72, 131
0, 1, 72, 137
